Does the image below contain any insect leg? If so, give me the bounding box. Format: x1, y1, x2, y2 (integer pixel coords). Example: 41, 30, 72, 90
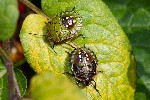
92, 79, 101, 96
63, 72, 75, 77
98, 70, 103, 73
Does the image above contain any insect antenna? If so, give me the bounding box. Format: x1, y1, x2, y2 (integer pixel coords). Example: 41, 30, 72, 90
63, 72, 74, 77
72, 6, 76, 11
29, 33, 46, 37
29, 32, 57, 54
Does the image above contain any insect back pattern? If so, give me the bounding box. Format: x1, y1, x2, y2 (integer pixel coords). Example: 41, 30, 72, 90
45, 8, 82, 44
68, 46, 100, 95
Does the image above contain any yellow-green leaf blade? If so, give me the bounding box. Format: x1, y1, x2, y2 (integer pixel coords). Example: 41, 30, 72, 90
31, 72, 87, 100
20, 0, 136, 99
20, 14, 52, 73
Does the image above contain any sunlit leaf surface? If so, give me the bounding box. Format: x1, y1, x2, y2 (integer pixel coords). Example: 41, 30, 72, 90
20, 0, 136, 99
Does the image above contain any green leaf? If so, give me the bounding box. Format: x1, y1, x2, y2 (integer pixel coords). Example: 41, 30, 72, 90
20, 0, 136, 99
0, 78, 3, 100
0, 59, 6, 78
1, 73, 8, 100
0, 58, 6, 99
31, 72, 87, 100
103, 0, 150, 33
14, 69, 27, 96
133, 47, 150, 99
103, 0, 150, 99
134, 78, 150, 100
0, 0, 19, 41
1, 69, 27, 99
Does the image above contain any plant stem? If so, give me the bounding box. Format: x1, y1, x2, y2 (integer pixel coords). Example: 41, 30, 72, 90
0, 48, 15, 99
19, 0, 51, 20
5, 59, 16, 100
0, 41, 21, 100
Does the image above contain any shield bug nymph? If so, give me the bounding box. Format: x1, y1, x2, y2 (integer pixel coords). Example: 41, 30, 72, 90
29, 7, 83, 48
45, 7, 83, 46
66, 44, 101, 95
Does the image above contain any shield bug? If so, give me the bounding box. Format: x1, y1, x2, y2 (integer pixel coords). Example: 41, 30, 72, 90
29, 7, 83, 48
45, 7, 83, 47
66, 44, 101, 95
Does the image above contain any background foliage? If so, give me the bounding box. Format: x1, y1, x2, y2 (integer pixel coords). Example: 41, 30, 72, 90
0, 0, 149, 100
0, 0, 27, 99
0, 0, 19, 41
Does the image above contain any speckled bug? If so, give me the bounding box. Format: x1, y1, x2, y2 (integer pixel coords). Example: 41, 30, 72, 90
29, 7, 83, 48
45, 7, 83, 47
65, 44, 101, 95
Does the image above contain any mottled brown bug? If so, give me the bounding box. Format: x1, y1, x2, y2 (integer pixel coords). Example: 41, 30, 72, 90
66, 44, 101, 95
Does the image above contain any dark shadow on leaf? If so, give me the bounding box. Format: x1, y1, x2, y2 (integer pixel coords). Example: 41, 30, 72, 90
127, 54, 137, 90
